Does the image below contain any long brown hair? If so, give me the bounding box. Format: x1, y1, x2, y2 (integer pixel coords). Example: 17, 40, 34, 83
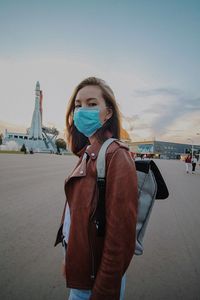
66, 77, 121, 155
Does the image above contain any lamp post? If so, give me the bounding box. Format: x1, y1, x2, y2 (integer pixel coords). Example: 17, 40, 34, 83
187, 138, 194, 159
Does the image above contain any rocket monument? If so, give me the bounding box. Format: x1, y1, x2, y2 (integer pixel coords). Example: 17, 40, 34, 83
4, 81, 59, 153
29, 81, 43, 139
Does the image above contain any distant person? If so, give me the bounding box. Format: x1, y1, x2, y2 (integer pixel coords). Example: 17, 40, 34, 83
185, 155, 192, 174
192, 156, 198, 174
54, 77, 138, 300
21, 143, 27, 154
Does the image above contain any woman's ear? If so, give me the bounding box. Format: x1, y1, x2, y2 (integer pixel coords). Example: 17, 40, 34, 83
105, 107, 113, 121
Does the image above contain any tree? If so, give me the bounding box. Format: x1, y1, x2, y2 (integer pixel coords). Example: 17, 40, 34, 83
55, 138, 66, 150
0, 133, 3, 145
185, 148, 191, 154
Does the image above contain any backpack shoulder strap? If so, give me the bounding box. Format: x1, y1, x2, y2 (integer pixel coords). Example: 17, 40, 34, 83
94, 138, 117, 236
96, 138, 117, 179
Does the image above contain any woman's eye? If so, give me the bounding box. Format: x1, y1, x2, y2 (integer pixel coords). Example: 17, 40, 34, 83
75, 104, 81, 109
88, 103, 97, 107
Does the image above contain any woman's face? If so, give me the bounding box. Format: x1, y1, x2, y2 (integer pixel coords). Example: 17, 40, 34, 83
74, 85, 112, 124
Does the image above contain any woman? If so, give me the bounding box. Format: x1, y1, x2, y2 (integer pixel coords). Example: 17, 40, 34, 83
185, 155, 192, 174
192, 156, 197, 174
55, 77, 138, 300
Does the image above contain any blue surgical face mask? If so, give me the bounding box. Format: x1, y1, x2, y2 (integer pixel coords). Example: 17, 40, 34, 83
73, 107, 103, 137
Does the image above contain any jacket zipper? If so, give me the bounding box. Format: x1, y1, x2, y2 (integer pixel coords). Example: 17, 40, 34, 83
88, 221, 95, 280
88, 185, 99, 280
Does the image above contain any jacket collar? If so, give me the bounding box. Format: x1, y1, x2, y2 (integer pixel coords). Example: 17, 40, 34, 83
65, 140, 103, 183
76, 130, 113, 159
77, 145, 88, 158
85, 140, 103, 160
77, 140, 105, 160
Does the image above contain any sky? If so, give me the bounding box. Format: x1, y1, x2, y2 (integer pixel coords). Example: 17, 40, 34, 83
0, 0, 200, 143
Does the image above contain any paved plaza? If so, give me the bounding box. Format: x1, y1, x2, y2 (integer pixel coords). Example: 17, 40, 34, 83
0, 153, 200, 300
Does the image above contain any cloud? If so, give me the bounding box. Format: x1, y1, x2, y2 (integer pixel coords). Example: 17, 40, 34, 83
0, 120, 27, 134
132, 87, 200, 137
159, 111, 200, 143
121, 114, 152, 132
151, 95, 200, 134
133, 87, 182, 97
1, 54, 199, 144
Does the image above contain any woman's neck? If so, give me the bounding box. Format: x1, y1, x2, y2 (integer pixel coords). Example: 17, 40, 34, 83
89, 135, 98, 145
89, 130, 112, 145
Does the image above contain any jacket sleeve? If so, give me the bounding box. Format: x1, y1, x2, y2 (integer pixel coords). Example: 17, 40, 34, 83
90, 147, 138, 300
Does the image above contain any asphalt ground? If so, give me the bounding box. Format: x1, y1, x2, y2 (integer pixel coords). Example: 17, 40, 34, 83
0, 154, 200, 300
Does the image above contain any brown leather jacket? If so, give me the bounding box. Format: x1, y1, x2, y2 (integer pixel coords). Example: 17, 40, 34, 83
55, 140, 138, 300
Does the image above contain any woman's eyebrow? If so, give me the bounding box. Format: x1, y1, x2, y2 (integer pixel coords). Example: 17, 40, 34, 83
86, 97, 98, 101
75, 97, 98, 102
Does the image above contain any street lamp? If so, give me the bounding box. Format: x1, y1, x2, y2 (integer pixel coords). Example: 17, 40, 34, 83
187, 138, 194, 159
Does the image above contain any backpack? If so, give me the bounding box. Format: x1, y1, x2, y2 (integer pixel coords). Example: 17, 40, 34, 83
95, 138, 169, 255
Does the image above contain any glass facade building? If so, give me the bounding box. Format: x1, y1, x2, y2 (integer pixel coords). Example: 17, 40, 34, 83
129, 140, 200, 159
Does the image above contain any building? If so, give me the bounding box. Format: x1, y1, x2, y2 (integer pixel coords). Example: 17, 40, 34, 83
129, 140, 200, 159
3, 82, 58, 153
